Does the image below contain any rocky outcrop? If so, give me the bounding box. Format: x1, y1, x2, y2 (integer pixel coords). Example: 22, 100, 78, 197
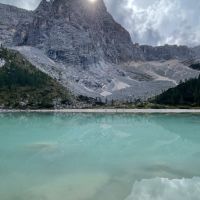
141, 44, 194, 61
1, 0, 196, 64
13, 0, 196, 64
0, 3, 33, 46
192, 46, 200, 59
14, 0, 135, 65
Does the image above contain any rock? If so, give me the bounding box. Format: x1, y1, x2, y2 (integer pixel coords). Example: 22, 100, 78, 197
13, 0, 197, 64
141, 44, 194, 61
192, 46, 200, 59
0, 3, 33, 46
14, 0, 135, 65
0, 1, 199, 102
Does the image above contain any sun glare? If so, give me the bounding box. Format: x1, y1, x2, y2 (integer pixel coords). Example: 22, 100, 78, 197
88, 0, 97, 3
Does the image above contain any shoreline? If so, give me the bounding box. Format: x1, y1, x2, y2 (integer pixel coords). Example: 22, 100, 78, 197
1, 109, 200, 113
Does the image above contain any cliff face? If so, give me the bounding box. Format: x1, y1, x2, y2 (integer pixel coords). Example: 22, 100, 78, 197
14, 0, 135, 65
192, 46, 200, 59
141, 45, 194, 61
0, 3, 33, 46
1, 0, 196, 65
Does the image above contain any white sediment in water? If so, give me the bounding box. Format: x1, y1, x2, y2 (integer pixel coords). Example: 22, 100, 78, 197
27, 173, 110, 200
26, 142, 58, 152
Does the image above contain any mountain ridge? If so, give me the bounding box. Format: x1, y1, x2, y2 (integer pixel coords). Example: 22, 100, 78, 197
0, 0, 200, 102
1, 0, 198, 59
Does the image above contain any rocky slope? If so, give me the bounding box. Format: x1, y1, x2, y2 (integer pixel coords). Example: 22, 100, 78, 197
0, 47, 92, 109
0, 0, 200, 102
13, 45, 199, 102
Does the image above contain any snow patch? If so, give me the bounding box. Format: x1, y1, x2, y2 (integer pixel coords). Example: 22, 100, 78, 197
28, 173, 110, 200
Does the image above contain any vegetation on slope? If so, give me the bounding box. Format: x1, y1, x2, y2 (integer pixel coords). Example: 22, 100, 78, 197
152, 75, 200, 106
0, 48, 75, 109
189, 63, 200, 71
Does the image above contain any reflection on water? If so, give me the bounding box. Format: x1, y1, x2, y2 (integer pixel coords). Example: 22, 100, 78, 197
125, 177, 200, 200
0, 113, 200, 200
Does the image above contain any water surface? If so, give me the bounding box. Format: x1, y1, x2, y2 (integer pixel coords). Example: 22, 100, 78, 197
0, 113, 200, 200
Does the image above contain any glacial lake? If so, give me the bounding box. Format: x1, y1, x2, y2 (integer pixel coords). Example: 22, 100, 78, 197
0, 113, 200, 200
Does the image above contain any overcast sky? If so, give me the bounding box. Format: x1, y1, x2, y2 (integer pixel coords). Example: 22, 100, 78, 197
1, 0, 200, 46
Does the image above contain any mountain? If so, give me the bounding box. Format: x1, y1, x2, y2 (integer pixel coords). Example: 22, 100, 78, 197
140, 44, 194, 61
0, 47, 91, 109
192, 46, 200, 58
0, 3, 33, 46
0, 0, 200, 102
13, 0, 196, 63
153, 75, 200, 107
14, 0, 136, 64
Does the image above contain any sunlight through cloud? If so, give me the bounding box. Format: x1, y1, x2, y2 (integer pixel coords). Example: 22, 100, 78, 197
88, 0, 97, 3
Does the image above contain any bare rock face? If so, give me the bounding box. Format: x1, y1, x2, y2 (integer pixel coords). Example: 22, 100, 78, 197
1, 0, 197, 64
0, 0, 199, 101
14, 0, 135, 65
141, 45, 194, 61
0, 3, 33, 46
192, 46, 200, 59
4, 0, 197, 65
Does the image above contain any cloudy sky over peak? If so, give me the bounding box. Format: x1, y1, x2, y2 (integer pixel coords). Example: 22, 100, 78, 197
1, 0, 200, 46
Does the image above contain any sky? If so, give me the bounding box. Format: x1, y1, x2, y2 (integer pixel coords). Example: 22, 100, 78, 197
1, 0, 200, 46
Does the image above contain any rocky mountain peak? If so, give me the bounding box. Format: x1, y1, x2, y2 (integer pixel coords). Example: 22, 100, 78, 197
35, 0, 107, 22
14, 0, 135, 65
51, 0, 107, 12
1, 1, 197, 64
0, 1, 199, 102
35, 0, 53, 15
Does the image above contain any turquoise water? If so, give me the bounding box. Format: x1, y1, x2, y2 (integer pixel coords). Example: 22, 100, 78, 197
0, 113, 200, 200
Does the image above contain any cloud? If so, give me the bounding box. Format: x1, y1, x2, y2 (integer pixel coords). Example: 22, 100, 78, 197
105, 0, 200, 46
0, 0, 200, 46
0, 0, 41, 10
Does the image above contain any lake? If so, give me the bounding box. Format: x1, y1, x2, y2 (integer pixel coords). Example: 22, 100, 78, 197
0, 113, 200, 200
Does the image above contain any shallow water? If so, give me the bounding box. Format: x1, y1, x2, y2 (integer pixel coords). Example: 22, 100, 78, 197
0, 113, 200, 200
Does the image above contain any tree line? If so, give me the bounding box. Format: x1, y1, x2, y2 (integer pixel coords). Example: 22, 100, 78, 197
154, 75, 200, 106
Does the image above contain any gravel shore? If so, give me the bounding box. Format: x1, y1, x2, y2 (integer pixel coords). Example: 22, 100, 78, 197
1, 109, 200, 113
